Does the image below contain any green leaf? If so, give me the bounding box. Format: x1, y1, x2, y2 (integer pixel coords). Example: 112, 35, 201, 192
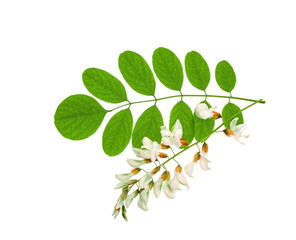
54, 94, 107, 140
194, 101, 215, 142
132, 105, 164, 148
215, 60, 236, 92
103, 108, 133, 156
222, 102, 244, 129
169, 100, 194, 144
185, 51, 210, 91
118, 51, 156, 96
152, 47, 183, 91
82, 68, 127, 103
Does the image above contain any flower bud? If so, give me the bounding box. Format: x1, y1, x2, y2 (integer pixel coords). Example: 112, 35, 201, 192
158, 152, 168, 158
223, 129, 234, 137
127, 179, 138, 186
202, 142, 208, 153
180, 137, 189, 146
120, 188, 128, 199
161, 143, 170, 149
212, 111, 221, 120
151, 166, 161, 175
193, 152, 201, 162
148, 181, 154, 190
131, 168, 141, 175
166, 171, 171, 181
161, 171, 168, 181
175, 165, 182, 173
144, 159, 152, 163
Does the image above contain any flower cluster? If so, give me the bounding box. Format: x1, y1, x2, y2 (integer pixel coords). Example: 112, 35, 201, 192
112, 103, 248, 221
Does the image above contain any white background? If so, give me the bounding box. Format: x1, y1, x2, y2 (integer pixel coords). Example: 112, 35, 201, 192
1, 0, 295, 239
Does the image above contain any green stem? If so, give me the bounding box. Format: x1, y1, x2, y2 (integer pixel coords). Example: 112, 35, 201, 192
163, 99, 263, 165
108, 94, 265, 112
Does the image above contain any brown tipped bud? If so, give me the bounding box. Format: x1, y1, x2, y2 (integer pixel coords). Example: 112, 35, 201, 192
144, 159, 152, 163
180, 138, 189, 146
175, 165, 182, 173
223, 129, 234, 137
149, 181, 154, 190
161, 171, 168, 181
212, 111, 222, 120
151, 166, 161, 175
158, 152, 168, 158
202, 142, 208, 153
127, 179, 137, 186
193, 152, 201, 162
161, 143, 170, 149
131, 168, 141, 175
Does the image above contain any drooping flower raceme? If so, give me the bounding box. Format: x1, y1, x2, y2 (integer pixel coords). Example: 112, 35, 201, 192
224, 118, 249, 145
195, 103, 221, 120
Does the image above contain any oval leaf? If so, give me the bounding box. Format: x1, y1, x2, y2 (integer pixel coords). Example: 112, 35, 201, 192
194, 101, 215, 142
185, 51, 210, 91
222, 102, 244, 129
103, 108, 133, 156
118, 51, 156, 96
54, 94, 107, 140
132, 105, 164, 148
82, 68, 127, 103
152, 47, 183, 91
169, 100, 194, 144
215, 60, 236, 92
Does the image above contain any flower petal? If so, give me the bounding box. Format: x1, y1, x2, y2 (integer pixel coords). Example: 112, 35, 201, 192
125, 190, 138, 208
176, 172, 190, 189
172, 120, 182, 135
153, 179, 163, 198
140, 149, 152, 159
230, 118, 239, 130
114, 181, 128, 189
184, 161, 195, 177
132, 148, 142, 158
142, 137, 153, 149
140, 187, 150, 204
127, 158, 146, 168
200, 155, 210, 171
162, 136, 174, 146
163, 181, 175, 199
115, 173, 133, 181
137, 198, 149, 211
139, 173, 153, 189
170, 176, 181, 192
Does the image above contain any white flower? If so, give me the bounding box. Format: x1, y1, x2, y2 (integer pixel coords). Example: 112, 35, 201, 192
133, 137, 161, 162
171, 165, 189, 192
161, 120, 183, 148
127, 158, 150, 168
153, 178, 163, 198
138, 173, 153, 189
115, 173, 133, 182
163, 180, 175, 199
229, 118, 249, 145
195, 103, 217, 119
125, 190, 139, 208
184, 150, 211, 177
137, 198, 149, 211
200, 151, 211, 171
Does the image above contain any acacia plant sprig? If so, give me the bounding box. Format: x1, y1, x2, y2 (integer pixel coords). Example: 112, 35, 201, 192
53, 48, 265, 221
